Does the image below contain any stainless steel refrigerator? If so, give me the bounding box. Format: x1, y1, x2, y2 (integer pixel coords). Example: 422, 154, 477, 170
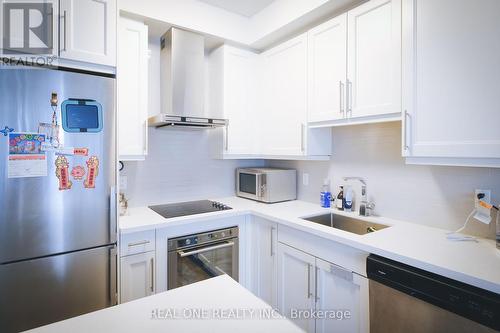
0, 67, 117, 332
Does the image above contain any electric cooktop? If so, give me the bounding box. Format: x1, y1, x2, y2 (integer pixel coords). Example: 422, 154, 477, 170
149, 200, 232, 219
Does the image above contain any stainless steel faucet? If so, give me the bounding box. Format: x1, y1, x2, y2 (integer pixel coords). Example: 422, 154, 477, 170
343, 177, 375, 216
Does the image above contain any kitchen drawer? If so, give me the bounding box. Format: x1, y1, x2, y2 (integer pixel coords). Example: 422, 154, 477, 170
120, 230, 155, 257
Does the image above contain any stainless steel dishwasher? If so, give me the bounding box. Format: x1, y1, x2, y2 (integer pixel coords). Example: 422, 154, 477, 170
367, 255, 500, 333
168, 226, 239, 290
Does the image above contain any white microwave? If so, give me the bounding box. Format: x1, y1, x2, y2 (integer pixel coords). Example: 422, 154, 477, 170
236, 168, 297, 203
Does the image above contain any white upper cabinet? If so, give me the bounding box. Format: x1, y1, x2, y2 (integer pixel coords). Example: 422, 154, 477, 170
117, 17, 148, 161
208, 45, 259, 156
308, 14, 348, 123
402, 0, 500, 167
59, 0, 116, 67
260, 33, 309, 156
347, 0, 401, 119
259, 33, 332, 158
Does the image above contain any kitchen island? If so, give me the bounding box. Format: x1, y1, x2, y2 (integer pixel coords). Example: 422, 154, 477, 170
26, 275, 303, 333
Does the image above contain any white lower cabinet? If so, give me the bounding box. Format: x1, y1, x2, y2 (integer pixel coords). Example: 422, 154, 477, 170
277, 242, 369, 333
248, 217, 278, 307
277, 242, 316, 333
120, 251, 155, 303
315, 258, 369, 333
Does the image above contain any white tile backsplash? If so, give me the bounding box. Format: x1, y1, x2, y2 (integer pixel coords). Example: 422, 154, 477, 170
269, 122, 500, 239
121, 128, 264, 207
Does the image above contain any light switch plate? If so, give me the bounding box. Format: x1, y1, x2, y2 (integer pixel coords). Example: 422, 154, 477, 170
120, 176, 128, 191
302, 173, 309, 186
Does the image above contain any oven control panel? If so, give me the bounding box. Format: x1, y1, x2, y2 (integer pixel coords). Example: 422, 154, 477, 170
167, 226, 238, 251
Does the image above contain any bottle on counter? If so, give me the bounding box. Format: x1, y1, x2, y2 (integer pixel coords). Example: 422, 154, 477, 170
320, 179, 332, 208
344, 186, 354, 212
336, 186, 344, 210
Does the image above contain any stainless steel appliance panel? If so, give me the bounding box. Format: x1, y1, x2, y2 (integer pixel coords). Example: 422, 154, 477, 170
0, 68, 116, 263
0, 245, 117, 333
370, 280, 497, 333
236, 168, 296, 203
367, 255, 500, 333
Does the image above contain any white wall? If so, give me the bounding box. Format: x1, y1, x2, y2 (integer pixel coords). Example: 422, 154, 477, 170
269, 122, 500, 239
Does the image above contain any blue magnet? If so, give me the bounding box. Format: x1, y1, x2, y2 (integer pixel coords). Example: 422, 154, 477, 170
0, 126, 14, 136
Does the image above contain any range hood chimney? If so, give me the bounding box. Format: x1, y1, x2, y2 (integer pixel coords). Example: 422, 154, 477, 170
149, 27, 227, 129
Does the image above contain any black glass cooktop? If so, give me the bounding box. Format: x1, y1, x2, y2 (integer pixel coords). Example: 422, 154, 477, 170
149, 200, 232, 219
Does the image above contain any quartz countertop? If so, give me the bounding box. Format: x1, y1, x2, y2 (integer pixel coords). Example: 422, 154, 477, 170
26, 275, 303, 333
120, 197, 500, 294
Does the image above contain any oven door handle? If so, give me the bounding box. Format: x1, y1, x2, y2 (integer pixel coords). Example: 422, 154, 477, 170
178, 241, 235, 257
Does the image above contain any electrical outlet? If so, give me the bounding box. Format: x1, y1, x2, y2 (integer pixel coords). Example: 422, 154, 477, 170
475, 189, 491, 208
302, 173, 309, 186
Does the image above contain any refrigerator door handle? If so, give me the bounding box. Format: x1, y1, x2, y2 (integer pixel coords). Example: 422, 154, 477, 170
109, 186, 117, 243
110, 245, 118, 305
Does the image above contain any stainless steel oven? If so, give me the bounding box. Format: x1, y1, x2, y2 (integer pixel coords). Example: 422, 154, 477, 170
167, 227, 239, 289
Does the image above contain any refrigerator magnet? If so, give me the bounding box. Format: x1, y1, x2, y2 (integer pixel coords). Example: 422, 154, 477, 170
61, 100, 103, 133
73, 148, 89, 156
1, 126, 14, 136
55, 155, 72, 190
84, 156, 99, 189
71, 166, 86, 180
8, 133, 48, 178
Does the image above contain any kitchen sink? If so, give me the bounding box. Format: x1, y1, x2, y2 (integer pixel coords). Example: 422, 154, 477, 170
301, 213, 390, 235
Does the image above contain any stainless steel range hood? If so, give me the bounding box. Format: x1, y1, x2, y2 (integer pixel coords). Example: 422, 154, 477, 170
149, 27, 227, 129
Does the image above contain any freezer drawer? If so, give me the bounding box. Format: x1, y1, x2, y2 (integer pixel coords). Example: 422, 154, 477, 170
0, 245, 117, 333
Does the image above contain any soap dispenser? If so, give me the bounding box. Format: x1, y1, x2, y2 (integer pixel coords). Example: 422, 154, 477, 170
320, 179, 332, 208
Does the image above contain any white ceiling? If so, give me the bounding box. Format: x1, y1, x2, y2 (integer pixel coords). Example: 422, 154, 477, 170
197, 0, 275, 17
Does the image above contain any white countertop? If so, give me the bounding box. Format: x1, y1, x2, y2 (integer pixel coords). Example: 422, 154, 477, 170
26, 275, 303, 333
120, 197, 500, 294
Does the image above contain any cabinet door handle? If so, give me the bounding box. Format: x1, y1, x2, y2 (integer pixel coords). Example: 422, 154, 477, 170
127, 240, 150, 247
60, 10, 67, 52
143, 119, 148, 155
270, 227, 276, 257
307, 264, 310, 298
300, 123, 305, 152
224, 123, 229, 151
339, 81, 345, 114
403, 110, 411, 153
347, 79, 353, 117
315, 266, 320, 302
330, 264, 353, 282
150, 257, 154, 293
